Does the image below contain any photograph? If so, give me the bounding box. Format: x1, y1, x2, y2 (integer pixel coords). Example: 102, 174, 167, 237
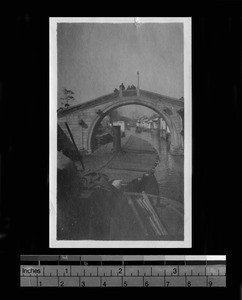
1, 10, 242, 294
49, 17, 191, 247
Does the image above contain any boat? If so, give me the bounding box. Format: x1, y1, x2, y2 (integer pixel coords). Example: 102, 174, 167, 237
123, 191, 184, 240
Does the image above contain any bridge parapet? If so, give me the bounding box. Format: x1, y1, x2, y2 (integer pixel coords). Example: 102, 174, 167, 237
58, 89, 183, 118
122, 89, 137, 97
140, 90, 184, 109
58, 92, 120, 117
57, 89, 184, 155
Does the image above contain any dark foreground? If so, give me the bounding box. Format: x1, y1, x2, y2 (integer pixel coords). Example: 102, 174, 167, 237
57, 134, 184, 241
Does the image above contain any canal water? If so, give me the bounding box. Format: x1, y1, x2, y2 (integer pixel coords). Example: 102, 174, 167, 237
126, 127, 184, 204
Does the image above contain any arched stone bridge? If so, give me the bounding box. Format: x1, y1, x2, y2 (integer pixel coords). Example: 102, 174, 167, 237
58, 89, 184, 155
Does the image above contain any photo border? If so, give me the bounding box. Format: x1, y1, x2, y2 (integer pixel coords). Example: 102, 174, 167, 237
49, 17, 192, 248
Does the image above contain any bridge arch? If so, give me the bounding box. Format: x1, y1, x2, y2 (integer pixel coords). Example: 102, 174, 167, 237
87, 97, 182, 154
58, 90, 184, 155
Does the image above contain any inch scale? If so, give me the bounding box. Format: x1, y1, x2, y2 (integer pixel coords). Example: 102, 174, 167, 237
20, 255, 226, 287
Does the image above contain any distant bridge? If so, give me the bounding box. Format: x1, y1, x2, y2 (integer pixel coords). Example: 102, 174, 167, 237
58, 88, 184, 155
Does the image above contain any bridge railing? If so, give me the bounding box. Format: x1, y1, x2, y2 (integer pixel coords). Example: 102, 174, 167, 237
57, 88, 184, 118
58, 92, 120, 117
122, 90, 137, 97
140, 90, 184, 107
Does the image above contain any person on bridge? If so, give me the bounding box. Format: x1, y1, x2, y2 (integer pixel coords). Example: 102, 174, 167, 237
120, 83, 125, 90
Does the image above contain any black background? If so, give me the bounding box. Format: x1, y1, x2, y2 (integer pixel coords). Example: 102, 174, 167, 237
0, 5, 242, 298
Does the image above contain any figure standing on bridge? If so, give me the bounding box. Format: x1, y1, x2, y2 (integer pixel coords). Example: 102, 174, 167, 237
120, 83, 125, 90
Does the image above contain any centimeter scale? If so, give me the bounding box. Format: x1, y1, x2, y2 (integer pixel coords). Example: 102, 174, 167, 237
20, 255, 226, 287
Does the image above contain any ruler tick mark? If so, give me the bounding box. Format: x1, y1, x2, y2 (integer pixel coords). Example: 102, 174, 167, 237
20, 256, 226, 287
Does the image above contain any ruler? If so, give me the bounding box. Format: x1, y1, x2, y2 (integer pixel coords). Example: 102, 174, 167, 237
20, 255, 226, 287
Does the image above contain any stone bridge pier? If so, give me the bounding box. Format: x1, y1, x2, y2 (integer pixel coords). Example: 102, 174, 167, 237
169, 111, 184, 155
58, 89, 184, 156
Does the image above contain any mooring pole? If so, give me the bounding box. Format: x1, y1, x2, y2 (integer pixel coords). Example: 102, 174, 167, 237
113, 125, 121, 152
65, 122, 85, 170
137, 71, 140, 96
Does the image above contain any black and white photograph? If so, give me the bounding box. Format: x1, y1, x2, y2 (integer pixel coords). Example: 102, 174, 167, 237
49, 17, 191, 248
1, 9, 242, 294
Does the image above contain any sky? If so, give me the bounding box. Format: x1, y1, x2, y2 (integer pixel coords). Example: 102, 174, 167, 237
57, 22, 184, 117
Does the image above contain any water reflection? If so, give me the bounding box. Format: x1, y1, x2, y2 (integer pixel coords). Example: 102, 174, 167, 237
126, 128, 184, 203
